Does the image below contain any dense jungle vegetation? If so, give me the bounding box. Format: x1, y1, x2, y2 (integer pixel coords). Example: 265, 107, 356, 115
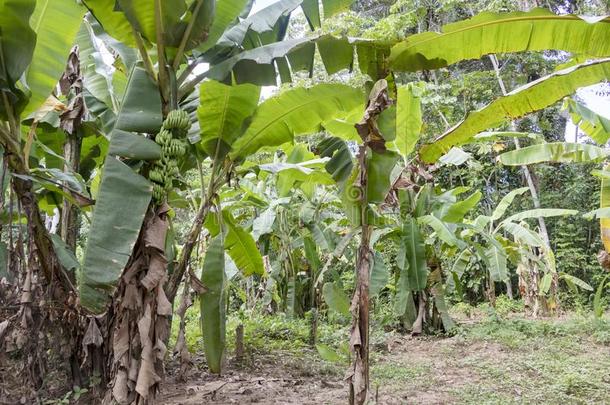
1, 0, 610, 403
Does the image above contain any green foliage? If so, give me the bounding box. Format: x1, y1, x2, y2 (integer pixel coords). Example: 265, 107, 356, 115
390, 10, 610, 72
421, 59, 610, 163
197, 80, 261, 159
199, 235, 227, 374
230, 83, 364, 159
25, 0, 85, 115
79, 158, 152, 313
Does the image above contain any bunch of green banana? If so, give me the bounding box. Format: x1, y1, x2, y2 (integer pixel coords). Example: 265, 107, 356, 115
150, 109, 191, 203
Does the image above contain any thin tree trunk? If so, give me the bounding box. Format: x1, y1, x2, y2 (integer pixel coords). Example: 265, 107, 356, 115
59, 46, 85, 253
349, 147, 372, 405
60, 133, 81, 252
166, 201, 212, 302
489, 54, 558, 309
348, 80, 392, 405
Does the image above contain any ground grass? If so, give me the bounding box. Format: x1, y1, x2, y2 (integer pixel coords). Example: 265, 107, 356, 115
165, 301, 610, 404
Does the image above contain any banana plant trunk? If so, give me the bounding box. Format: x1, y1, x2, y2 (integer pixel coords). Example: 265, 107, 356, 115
348, 79, 393, 405
349, 146, 372, 404
104, 204, 172, 403
59, 46, 85, 254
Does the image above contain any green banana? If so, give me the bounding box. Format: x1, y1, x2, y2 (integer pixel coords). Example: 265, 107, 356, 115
150, 109, 191, 204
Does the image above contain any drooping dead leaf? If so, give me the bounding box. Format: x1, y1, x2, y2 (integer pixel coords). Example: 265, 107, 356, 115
0, 320, 9, 342
122, 281, 141, 310
156, 286, 172, 316
82, 317, 103, 348
189, 269, 206, 294
140, 254, 168, 291
135, 341, 160, 398
137, 304, 153, 348
112, 369, 130, 404
144, 204, 170, 251
20, 271, 32, 304
155, 316, 169, 344
154, 338, 167, 361
355, 79, 393, 153
113, 317, 130, 364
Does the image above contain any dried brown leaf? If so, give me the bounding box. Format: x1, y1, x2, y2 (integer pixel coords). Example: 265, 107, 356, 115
156, 286, 172, 316
140, 254, 168, 291
82, 317, 103, 348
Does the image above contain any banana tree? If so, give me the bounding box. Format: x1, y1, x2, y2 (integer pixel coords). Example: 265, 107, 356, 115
455, 185, 579, 312
0, 0, 90, 390
83, 6, 610, 403
339, 10, 610, 403
0, 0, 363, 400
388, 181, 473, 334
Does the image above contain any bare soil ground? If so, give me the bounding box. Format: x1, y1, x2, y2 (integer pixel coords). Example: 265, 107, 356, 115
158, 316, 610, 405
4, 314, 610, 404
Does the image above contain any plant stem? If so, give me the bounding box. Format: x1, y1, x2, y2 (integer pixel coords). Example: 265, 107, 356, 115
155, 0, 169, 105
132, 28, 156, 82
349, 144, 372, 405
172, 0, 205, 72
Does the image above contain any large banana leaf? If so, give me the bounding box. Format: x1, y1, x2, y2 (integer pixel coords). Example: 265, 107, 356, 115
370, 251, 389, 297
199, 235, 226, 374
79, 158, 152, 313
498, 142, 609, 165
564, 98, 610, 144
205, 209, 264, 276
301, 0, 320, 30
397, 217, 427, 291
322, 0, 353, 17
395, 82, 423, 157
203, 35, 387, 86
176, 0, 215, 50
317, 137, 354, 186
83, 0, 136, 46
451, 249, 472, 278
485, 244, 507, 282
491, 187, 529, 221
204, 36, 308, 85
76, 21, 115, 108
0, 0, 36, 90
86, 14, 138, 70
418, 215, 461, 247
108, 130, 161, 160
197, 80, 260, 159
600, 163, 610, 252
438, 147, 471, 166
431, 283, 455, 331
79, 66, 161, 313
501, 222, 544, 247
230, 83, 363, 159
322, 281, 350, 316
442, 191, 482, 223
198, 0, 251, 53
390, 9, 610, 71
24, 0, 85, 116
503, 208, 578, 224
114, 66, 163, 133
216, 0, 301, 48
420, 58, 610, 163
